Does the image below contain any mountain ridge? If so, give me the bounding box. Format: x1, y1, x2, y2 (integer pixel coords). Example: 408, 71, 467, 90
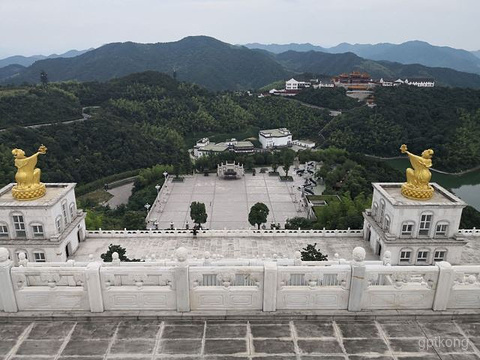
2, 36, 480, 90
246, 41, 480, 75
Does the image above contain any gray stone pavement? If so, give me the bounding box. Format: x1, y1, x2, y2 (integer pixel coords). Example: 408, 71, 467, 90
105, 182, 135, 209
1, 319, 480, 359
147, 171, 309, 230
71, 235, 377, 262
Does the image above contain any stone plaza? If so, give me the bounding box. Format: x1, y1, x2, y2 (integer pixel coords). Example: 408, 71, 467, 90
0, 319, 480, 359
146, 172, 309, 230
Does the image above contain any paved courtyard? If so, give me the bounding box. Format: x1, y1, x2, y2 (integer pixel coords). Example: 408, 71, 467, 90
71, 235, 377, 261
0, 319, 480, 359
146, 171, 309, 230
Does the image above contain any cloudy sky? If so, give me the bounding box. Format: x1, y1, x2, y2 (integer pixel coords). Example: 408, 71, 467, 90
0, 0, 479, 58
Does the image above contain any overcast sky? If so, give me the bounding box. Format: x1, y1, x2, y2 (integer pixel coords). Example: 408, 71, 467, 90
0, 0, 479, 58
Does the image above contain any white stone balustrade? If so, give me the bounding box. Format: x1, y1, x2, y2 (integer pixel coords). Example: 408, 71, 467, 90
1, 246, 480, 314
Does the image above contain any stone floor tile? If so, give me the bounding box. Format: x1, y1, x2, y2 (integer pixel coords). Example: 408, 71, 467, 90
107, 358, 151, 360
27, 321, 75, 340
380, 322, 426, 338
294, 321, 335, 338
253, 339, 295, 354
395, 356, 440, 360
252, 357, 297, 360
342, 339, 389, 355
349, 357, 394, 360
439, 355, 480, 360
434, 341, 474, 354
250, 324, 291, 338
204, 357, 249, 360
204, 339, 247, 355
110, 339, 155, 354
337, 322, 380, 338
15, 339, 63, 356
420, 322, 464, 339
61, 339, 110, 356
58, 358, 104, 360
205, 324, 247, 338
58, 356, 104, 360
116, 323, 160, 339
158, 339, 202, 355
71, 322, 118, 339
297, 339, 343, 354
301, 356, 345, 359
389, 338, 436, 353
161, 324, 204, 339
12, 357, 62, 360
0, 340, 17, 355
0, 324, 29, 340
457, 323, 480, 337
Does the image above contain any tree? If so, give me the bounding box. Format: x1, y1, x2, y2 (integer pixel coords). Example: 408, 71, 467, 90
100, 244, 140, 262
190, 201, 208, 228
271, 152, 280, 173
285, 217, 314, 230
40, 70, 48, 88
282, 149, 295, 177
300, 243, 328, 261
248, 202, 270, 229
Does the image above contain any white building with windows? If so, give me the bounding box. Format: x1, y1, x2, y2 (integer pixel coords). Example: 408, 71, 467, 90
363, 182, 467, 265
0, 183, 86, 264
259, 128, 292, 149
285, 78, 310, 91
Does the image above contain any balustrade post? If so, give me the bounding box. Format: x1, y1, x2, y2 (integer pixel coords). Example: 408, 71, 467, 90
433, 261, 454, 311
86, 262, 104, 313
0, 248, 18, 312
348, 247, 366, 312
263, 261, 277, 312
174, 247, 190, 312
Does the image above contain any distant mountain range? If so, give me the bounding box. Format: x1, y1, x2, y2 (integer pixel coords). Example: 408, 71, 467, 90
2, 36, 480, 90
245, 41, 480, 75
0, 49, 92, 68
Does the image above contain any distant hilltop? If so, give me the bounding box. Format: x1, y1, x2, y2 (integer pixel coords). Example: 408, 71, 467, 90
1, 36, 480, 90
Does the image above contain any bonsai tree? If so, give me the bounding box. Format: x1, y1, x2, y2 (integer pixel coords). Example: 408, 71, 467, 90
190, 201, 208, 228
248, 202, 270, 229
300, 243, 328, 261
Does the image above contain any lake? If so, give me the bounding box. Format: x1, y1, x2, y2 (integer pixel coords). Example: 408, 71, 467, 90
384, 159, 480, 211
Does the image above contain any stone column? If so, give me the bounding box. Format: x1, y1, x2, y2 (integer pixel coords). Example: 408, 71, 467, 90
174, 247, 190, 312
263, 261, 277, 312
86, 262, 104, 313
433, 261, 454, 311
0, 248, 18, 313
348, 247, 366, 312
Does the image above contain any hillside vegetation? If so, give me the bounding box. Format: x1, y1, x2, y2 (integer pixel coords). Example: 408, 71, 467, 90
0, 87, 82, 128
321, 86, 480, 172
0, 72, 330, 187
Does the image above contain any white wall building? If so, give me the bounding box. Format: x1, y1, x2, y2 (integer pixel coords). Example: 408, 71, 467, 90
0, 183, 86, 264
285, 78, 310, 91
259, 128, 292, 149
363, 182, 467, 265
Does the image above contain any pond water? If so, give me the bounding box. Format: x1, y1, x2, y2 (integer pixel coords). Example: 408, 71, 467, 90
384, 159, 480, 211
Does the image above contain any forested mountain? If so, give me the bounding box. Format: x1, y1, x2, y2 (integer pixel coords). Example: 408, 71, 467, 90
244, 43, 327, 54
0, 71, 331, 186
0, 64, 25, 82
0, 49, 92, 68
2, 37, 288, 91
327, 41, 480, 75
3, 36, 480, 90
247, 41, 480, 75
319, 86, 480, 172
275, 51, 480, 88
